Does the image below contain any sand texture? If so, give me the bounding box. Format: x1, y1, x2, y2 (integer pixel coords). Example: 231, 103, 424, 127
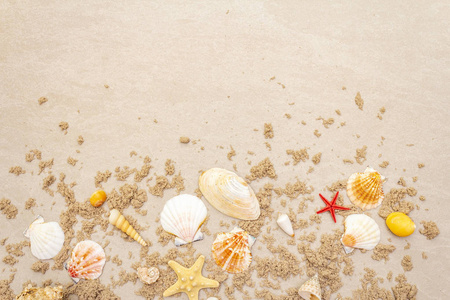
1, 1, 449, 299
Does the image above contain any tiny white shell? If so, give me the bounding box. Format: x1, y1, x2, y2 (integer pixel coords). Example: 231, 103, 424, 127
277, 214, 294, 237
23, 216, 65, 260
160, 194, 207, 246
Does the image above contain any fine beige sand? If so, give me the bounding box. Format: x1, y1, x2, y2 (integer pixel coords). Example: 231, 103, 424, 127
1, 1, 449, 299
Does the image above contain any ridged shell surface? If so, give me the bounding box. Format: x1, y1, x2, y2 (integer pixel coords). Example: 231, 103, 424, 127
66, 240, 106, 282
340, 214, 380, 254
137, 267, 159, 284
16, 285, 63, 300
23, 216, 65, 260
298, 274, 321, 300
347, 167, 385, 210
160, 194, 207, 246
199, 168, 260, 220
211, 227, 255, 274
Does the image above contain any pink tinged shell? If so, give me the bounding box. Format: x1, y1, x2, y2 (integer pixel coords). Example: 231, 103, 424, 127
66, 240, 106, 282
137, 267, 160, 284
211, 227, 255, 274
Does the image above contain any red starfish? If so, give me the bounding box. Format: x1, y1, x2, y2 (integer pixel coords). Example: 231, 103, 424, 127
316, 191, 350, 223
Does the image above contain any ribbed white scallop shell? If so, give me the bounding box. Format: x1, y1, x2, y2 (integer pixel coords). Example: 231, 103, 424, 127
340, 214, 381, 254
160, 194, 207, 246
23, 216, 65, 260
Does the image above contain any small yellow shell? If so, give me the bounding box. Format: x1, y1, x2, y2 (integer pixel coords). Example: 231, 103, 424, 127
90, 190, 107, 207
386, 212, 415, 237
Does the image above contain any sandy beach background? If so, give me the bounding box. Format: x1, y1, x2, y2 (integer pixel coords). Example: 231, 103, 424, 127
1, 1, 449, 299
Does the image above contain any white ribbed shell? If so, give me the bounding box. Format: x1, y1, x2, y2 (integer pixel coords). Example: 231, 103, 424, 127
199, 168, 260, 220
160, 194, 207, 246
24, 216, 65, 260
341, 214, 381, 253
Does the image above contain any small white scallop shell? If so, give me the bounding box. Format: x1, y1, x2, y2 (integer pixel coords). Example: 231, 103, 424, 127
199, 168, 260, 220
160, 194, 207, 246
66, 240, 106, 282
23, 216, 65, 260
277, 213, 294, 237
340, 214, 381, 254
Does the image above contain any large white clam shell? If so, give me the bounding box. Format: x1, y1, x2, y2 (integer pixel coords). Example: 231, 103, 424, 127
298, 274, 321, 300
199, 168, 260, 220
341, 214, 381, 254
160, 194, 207, 246
66, 240, 106, 283
23, 216, 65, 260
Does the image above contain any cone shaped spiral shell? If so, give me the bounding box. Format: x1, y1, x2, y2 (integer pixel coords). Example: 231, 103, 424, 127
347, 167, 385, 210
109, 209, 147, 246
160, 194, 207, 246
211, 227, 254, 274
298, 274, 321, 300
199, 168, 260, 220
277, 213, 294, 237
66, 240, 105, 282
23, 216, 65, 260
341, 214, 380, 254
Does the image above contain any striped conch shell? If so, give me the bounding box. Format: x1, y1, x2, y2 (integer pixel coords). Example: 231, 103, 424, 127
341, 214, 381, 254
199, 168, 260, 220
347, 167, 386, 210
109, 209, 147, 246
298, 274, 321, 300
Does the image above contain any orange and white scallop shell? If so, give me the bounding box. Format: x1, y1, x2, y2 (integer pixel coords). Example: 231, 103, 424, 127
347, 167, 386, 210
340, 214, 381, 254
211, 227, 255, 274
65, 240, 106, 282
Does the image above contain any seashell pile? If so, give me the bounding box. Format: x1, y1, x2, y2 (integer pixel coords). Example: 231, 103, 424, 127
160, 194, 207, 246
386, 212, 416, 237
298, 274, 321, 300
277, 213, 294, 237
137, 266, 159, 285
66, 240, 106, 282
211, 227, 255, 274
16, 284, 63, 300
199, 168, 260, 220
347, 167, 386, 210
341, 214, 380, 254
23, 216, 65, 260
109, 209, 147, 246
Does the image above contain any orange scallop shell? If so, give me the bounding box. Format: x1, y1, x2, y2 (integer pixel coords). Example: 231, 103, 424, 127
347, 167, 385, 210
211, 228, 254, 274
66, 240, 105, 282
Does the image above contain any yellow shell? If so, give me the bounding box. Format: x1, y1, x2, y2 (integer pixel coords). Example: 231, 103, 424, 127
90, 190, 107, 207
386, 212, 415, 237
347, 167, 385, 210
109, 209, 147, 246
16, 285, 63, 300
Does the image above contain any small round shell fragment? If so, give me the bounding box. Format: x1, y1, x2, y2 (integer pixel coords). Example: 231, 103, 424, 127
160, 194, 207, 246
23, 216, 65, 260
347, 167, 385, 210
16, 284, 63, 300
277, 213, 294, 237
199, 168, 260, 220
341, 214, 381, 254
298, 274, 321, 300
137, 267, 160, 284
211, 227, 255, 274
90, 190, 107, 207
66, 240, 106, 282
386, 212, 416, 237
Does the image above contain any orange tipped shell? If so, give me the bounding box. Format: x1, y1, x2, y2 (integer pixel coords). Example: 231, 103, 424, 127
211, 228, 255, 274
347, 167, 385, 210
90, 190, 107, 207
66, 240, 105, 282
